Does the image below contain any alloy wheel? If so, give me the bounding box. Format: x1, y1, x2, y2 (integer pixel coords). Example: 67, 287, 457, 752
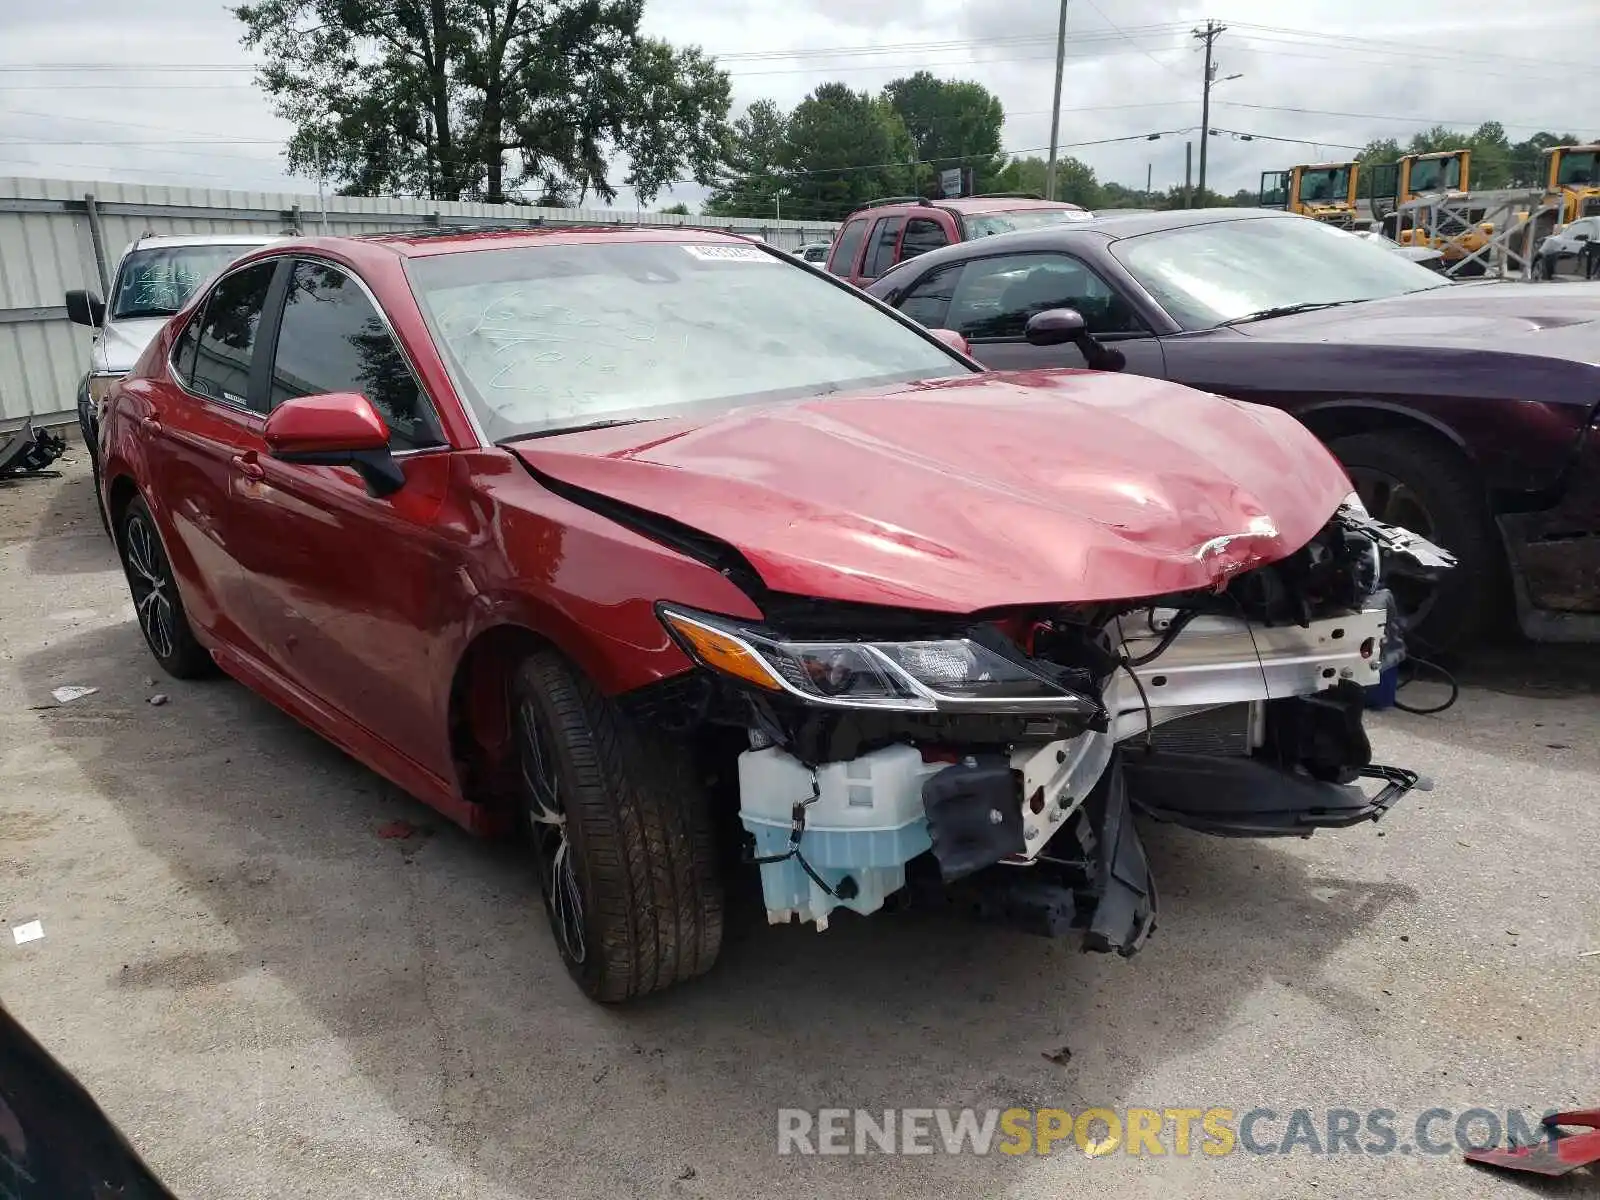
516, 698, 586, 965
124, 513, 177, 661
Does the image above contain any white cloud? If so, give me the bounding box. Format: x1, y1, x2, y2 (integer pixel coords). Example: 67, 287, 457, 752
2, 0, 1595, 211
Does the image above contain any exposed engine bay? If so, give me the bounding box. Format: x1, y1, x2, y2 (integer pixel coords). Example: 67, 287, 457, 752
636, 497, 1454, 957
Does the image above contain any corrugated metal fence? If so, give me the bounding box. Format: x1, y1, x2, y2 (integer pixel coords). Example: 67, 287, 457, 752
0, 176, 838, 428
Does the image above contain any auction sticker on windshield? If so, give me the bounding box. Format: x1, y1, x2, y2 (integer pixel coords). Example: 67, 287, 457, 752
683, 244, 771, 262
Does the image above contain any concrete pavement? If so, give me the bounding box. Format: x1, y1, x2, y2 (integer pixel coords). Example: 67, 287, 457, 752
2, 451, 1597, 1199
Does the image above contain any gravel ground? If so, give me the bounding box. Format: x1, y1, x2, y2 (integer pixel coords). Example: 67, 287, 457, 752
2, 447, 1597, 1200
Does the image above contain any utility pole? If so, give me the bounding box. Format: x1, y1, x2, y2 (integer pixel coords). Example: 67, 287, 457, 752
1146, 162, 1152, 202
1044, 0, 1071, 200
1184, 141, 1193, 208
1193, 19, 1226, 207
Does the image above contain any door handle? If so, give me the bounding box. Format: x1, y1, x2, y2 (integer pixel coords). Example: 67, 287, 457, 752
231, 452, 264, 481
140, 414, 162, 432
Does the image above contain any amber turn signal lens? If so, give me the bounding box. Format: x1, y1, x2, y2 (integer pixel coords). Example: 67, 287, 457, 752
661, 612, 784, 692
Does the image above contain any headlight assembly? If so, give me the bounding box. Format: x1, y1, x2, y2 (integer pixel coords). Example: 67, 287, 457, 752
657, 605, 1098, 715
1338, 489, 1369, 516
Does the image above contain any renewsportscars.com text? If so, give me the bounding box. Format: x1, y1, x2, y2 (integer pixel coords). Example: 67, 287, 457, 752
776, 1106, 1557, 1157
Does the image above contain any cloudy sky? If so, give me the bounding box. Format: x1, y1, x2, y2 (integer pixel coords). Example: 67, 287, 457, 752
1, 0, 1596, 213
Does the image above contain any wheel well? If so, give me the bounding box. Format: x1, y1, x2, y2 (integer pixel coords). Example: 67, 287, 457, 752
1299, 405, 1471, 464
105, 473, 140, 546
447, 624, 550, 821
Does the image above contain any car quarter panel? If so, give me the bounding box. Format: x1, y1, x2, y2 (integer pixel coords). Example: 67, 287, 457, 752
445, 450, 766, 697
1158, 336, 1599, 494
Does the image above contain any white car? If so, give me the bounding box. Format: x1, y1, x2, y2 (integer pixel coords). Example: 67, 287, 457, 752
66, 233, 279, 528
796, 241, 832, 264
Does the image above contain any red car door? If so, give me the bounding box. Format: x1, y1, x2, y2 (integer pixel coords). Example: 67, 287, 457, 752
825, 216, 871, 282
235, 257, 465, 778
138, 258, 285, 659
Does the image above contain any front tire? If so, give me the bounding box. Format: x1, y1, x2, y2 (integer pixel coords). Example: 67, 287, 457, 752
511, 650, 722, 1002
118, 496, 213, 678
1332, 430, 1503, 654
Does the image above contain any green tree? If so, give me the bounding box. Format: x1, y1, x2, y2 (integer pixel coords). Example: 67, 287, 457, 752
1099, 180, 1153, 208
1154, 184, 1234, 210
659, 202, 692, 215
1356, 137, 1404, 164
882, 71, 1007, 194
234, 0, 732, 205
1508, 131, 1583, 188
780, 83, 915, 221
703, 99, 790, 218
992, 155, 1103, 208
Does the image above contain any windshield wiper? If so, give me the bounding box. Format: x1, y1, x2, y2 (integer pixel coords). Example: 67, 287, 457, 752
111, 307, 180, 320
499, 417, 652, 444
1216, 300, 1360, 327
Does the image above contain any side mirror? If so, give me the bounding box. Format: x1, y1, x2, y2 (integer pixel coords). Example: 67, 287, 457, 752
65, 289, 105, 328
263, 392, 404, 497
927, 327, 971, 357
1024, 308, 1127, 372
1024, 307, 1087, 346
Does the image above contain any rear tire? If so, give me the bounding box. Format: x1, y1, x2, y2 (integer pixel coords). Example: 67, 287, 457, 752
1331, 430, 1503, 654
117, 496, 213, 679
511, 650, 722, 1003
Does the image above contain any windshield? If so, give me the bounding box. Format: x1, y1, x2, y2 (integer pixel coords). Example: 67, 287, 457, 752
965, 208, 1092, 238
1409, 156, 1461, 192
1556, 150, 1599, 186
1298, 167, 1351, 205
110, 244, 260, 320
1112, 216, 1449, 330
406, 240, 970, 441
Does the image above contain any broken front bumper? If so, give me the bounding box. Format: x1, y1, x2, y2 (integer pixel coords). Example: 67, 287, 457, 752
1500, 420, 1600, 641
739, 597, 1420, 952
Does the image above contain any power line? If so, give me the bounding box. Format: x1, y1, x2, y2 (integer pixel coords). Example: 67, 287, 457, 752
1079, 0, 1186, 77
1227, 22, 1594, 71
1214, 100, 1585, 132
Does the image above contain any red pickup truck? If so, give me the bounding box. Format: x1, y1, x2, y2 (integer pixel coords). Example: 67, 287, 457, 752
825, 194, 1092, 287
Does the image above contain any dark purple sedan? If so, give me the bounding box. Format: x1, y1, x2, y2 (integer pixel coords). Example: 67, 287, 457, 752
866, 207, 1600, 652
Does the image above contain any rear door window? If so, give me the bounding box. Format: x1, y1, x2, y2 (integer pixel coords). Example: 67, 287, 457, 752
862, 216, 906, 279
899, 217, 950, 262
896, 262, 962, 329
269, 259, 444, 451
828, 219, 869, 276
188, 260, 278, 411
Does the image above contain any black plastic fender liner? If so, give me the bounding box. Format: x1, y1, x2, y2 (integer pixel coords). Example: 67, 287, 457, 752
1083, 755, 1157, 957
1122, 751, 1419, 838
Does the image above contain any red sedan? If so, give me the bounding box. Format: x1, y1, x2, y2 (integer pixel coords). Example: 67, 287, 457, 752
99, 228, 1446, 1002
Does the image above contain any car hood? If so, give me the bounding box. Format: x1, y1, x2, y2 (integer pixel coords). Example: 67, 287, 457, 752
1238, 281, 1600, 366
508, 371, 1352, 612
91, 317, 169, 374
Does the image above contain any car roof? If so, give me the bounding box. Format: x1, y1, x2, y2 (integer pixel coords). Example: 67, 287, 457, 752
937, 196, 1087, 215
121, 233, 281, 250
842, 196, 1089, 222
346, 224, 759, 258
1071, 206, 1287, 238
867, 207, 1298, 288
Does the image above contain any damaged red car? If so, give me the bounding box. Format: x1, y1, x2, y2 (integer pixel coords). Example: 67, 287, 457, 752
98, 228, 1452, 1002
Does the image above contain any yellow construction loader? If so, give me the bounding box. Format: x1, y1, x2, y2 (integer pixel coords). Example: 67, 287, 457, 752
1371, 150, 1493, 267
1541, 144, 1600, 224
1259, 161, 1360, 227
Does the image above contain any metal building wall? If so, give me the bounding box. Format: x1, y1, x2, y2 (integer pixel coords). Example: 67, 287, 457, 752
0, 176, 839, 427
